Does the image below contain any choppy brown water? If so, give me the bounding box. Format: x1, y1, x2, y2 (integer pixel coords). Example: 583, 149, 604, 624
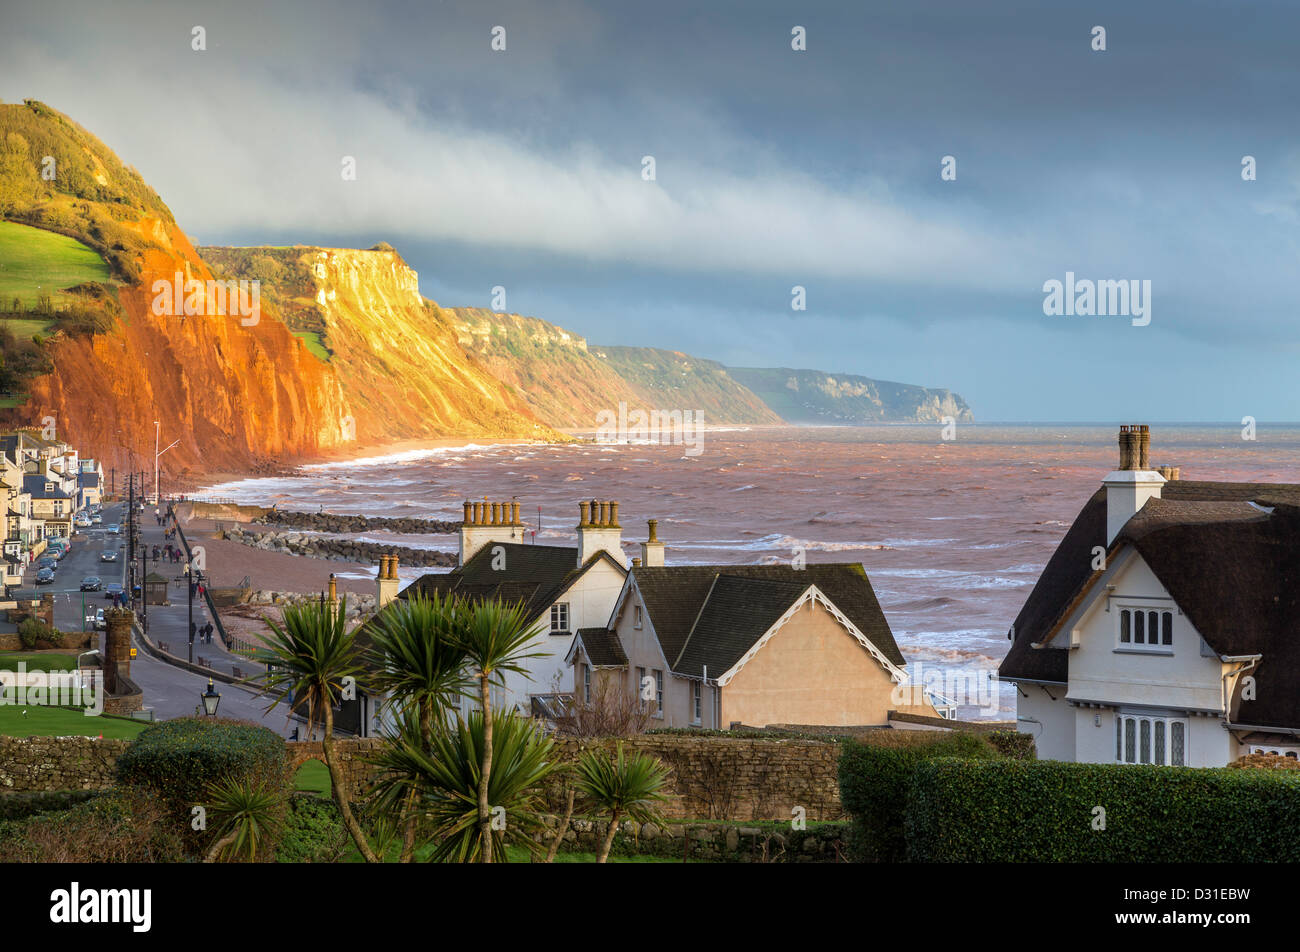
205, 424, 1300, 718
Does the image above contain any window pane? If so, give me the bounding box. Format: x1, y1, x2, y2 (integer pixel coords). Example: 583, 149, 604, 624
1116, 717, 1122, 761
1120, 610, 1130, 643
1125, 719, 1136, 763
1134, 611, 1145, 643
1140, 720, 1151, 763
1155, 721, 1165, 765
1172, 722, 1185, 766
1162, 612, 1173, 646
1149, 613, 1158, 643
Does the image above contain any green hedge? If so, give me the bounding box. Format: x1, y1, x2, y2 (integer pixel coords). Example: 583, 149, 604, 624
906, 759, 1300, 862
116, 717, 286, 833
0, 789, 102, 820
838, 732, 998, 862
986, 729, 1036, 760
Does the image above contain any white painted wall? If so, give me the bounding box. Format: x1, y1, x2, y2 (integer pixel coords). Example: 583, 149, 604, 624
1016, 684, 1075, 761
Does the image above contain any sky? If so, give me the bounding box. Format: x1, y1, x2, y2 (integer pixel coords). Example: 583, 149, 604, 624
2, 0, 1299, 421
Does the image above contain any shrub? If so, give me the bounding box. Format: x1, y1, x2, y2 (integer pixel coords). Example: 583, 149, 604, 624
0, 789, 103, 820
838, 731, 998, 862
17, 617, 61, 649
0, 787, 185, 862
905, 759, 1300, 862
116, 717, 286, 853
278, 793, 349, 863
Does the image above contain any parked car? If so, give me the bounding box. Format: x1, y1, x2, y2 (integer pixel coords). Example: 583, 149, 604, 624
36, 557, 58, 572
94, 609, 106, 630
80, 576, 102, 591
100, 551, 117, 563
35, 567, 55, 585
104, 582, 123, 600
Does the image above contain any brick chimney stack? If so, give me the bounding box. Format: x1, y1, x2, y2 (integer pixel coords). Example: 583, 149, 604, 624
1103, 423, 1165, 544
377, 553, 400, 609
458, 496, 526, 565
576, 499, 626, 568
640, 518, 665, 568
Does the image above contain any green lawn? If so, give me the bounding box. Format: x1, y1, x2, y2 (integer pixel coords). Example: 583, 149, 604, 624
292, 330, 331, 361
0, 317, 51, 339
0, 652, 78, 672
0, 221, 112, 310
0, 704, 147, 738
292, 758, 332, 795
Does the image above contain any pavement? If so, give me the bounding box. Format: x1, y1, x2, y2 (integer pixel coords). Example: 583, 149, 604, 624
30, 502, 299, 736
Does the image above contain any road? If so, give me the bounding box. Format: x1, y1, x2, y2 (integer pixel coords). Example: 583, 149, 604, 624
28, 502, 297, 735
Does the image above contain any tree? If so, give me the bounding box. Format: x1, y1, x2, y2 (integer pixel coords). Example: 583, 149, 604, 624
257, 597, 378, 862
368, 709, 558, 863
574, 744, 671, 863
454, 598, 546, 863
201, 775, 287, 863
368, 592, 472, 860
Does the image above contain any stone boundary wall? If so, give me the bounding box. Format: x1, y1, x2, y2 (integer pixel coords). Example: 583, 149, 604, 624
3, 733, 846, 821
535, 817, 847, 863
0, 736, 130, 792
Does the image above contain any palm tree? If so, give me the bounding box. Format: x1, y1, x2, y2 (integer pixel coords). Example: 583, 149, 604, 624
574, 744, 671, 863
201, 775, 287, 863
368, 708, 559, 862
455, 598, 546, 862
369, 592, 471, 860
258, 597, 378, 863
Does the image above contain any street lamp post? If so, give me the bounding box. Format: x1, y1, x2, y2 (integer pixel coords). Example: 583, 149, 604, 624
155, 421, 179, 508
201, 679, 221, 716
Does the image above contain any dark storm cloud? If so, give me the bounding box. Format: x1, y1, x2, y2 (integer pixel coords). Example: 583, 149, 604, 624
2, 0, 1299, 419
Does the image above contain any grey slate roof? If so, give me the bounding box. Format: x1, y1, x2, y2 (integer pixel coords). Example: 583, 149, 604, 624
402, 542, 620, 623
631, 562, 905, 679
1000, 480, 1300, 729
574, 626, 627, 666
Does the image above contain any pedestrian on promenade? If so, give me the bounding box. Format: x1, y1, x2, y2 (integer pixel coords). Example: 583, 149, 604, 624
190, 621, 197, 643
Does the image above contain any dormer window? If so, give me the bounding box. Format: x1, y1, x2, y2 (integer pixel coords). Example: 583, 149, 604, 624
1118, 607, 1172, 651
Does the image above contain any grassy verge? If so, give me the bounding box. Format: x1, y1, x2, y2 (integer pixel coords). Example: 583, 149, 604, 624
292, 330, 330, 361
0, 704, 147, 738
0, 652, 79, 672
292, 758, 331, 796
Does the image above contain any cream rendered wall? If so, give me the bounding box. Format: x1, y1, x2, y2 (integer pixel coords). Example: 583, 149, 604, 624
719, 598, 899, 728
1016, 684, 1075, 761
602, 583, 694, 727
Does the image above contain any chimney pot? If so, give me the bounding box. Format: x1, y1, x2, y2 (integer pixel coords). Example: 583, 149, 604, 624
632, 557, 642, 567
511, 501, 520, 525
491, 502, 501, 526
609, 501, 620, 527
578, 500, 590, 527
599, 501, 610, 526
647, 518, 659, 543
463, 501, 472, 524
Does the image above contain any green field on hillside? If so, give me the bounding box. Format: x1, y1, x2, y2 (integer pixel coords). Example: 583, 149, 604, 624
0, 220, 112, 309
292, 330, 331, 361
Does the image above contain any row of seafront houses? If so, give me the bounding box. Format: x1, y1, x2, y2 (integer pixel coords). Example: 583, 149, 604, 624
341, 425, 1300, 767
0, 429, 104, 592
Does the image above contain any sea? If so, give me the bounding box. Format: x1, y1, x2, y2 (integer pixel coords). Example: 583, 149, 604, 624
201, 423, 1300, 719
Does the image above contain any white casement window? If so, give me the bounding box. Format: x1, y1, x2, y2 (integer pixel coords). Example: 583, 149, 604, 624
636, 666, 647, 708
550, 602, 570, 632
653, 669, 664, 716
692, 681, 702, 724
1116, 713, 1186, 766
1118, 607, 1173, 650
582, 663, 591, 703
